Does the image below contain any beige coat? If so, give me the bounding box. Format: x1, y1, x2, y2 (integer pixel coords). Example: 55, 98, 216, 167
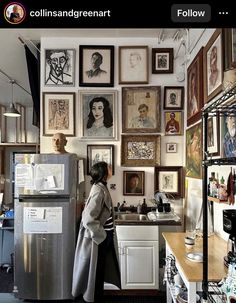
72, 183, 121, 302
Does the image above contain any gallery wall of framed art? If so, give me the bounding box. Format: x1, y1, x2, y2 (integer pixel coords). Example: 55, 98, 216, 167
39, 29, 232, 207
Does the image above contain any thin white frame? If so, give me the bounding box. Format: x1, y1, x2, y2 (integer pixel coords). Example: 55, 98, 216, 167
166, 143, 177, 153
87, 144, 114, 175
79, 90, 117, 140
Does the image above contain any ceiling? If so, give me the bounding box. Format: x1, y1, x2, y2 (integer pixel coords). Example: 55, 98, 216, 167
0, 28, 182, 107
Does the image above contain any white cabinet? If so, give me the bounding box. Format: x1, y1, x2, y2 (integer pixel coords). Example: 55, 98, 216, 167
116, 225, 159, 290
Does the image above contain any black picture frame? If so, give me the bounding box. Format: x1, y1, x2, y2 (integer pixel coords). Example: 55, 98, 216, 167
164, 86, 184, 110
207, 114, 220, 157
154, 166, 183, 198
152, 48, 173, 74
79, 45, 114, 87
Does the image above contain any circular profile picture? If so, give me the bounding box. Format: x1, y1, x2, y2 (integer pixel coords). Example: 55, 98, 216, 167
4, 2, 26, 24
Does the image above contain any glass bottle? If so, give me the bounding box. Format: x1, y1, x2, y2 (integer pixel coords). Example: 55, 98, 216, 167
141, 198, 148, 214
218, 176, 228, 201
209, 172, 215, 197
210, 172, 218, 198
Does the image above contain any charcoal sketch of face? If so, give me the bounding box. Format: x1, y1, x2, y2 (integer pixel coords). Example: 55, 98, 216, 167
45, 49, 74, 85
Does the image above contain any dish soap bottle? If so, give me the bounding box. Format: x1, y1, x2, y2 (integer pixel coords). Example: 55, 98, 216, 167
141, 198, 148, 214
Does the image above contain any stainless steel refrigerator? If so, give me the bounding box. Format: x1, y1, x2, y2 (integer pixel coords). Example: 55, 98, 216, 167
14, 153, 78, 300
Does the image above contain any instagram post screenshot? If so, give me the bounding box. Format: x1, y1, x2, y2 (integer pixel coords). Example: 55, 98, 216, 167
0, 1, 235, 303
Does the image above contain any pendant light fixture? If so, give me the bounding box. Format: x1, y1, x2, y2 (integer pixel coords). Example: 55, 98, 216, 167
3, 80, 21, 117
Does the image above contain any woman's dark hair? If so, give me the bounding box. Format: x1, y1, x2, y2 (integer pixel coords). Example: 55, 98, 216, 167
87, 97, 113, 129
90, 161, 108, 185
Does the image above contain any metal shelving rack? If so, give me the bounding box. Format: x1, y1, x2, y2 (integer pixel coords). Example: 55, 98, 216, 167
202, 84, 236, 302
207, 283, 227, 303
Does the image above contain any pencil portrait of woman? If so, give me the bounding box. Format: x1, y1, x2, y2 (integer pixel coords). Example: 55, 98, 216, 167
86, 97, 113, 137
80, 91, 117, 139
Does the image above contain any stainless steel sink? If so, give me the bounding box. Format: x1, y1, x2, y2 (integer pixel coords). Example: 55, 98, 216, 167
147, 211, 181, 221
115, 213, 148, 221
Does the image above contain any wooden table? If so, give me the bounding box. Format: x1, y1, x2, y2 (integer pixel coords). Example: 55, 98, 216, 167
163, 232, 227, 303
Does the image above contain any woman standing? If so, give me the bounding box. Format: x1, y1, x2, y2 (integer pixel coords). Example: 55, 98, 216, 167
72, 162, 120, 302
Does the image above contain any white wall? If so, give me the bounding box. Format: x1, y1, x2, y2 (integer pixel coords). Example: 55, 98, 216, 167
40, 36, 185, 213
39, 30, 236, 239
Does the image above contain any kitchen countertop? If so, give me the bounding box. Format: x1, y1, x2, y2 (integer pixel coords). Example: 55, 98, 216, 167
115, 220, 181, 225
163, 232, 227, 282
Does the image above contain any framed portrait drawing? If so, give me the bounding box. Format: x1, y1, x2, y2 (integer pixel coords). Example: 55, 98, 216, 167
154, 166, 183, 198
164, 86, 184, 110
87, 145, 114, 175
164, 111, 182, 135
122, 86, 161, 133
80, 90, 117, 140
123, 171, 145, 196
43, 92, 75, 136
152, 48, 173, 74
119, 46, 148, 84
221, 115, 236, 158
79, 45, 114, 87
186, 122, 202, 179
203, 29, 223, 103
166, 143, 177, 153
121, 135, 161, 167
207, 115, 220, 157
187, 47, 204, 126
45, 49, 75, 86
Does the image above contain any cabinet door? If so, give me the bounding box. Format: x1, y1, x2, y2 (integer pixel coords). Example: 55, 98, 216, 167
119, 240, 159, 289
